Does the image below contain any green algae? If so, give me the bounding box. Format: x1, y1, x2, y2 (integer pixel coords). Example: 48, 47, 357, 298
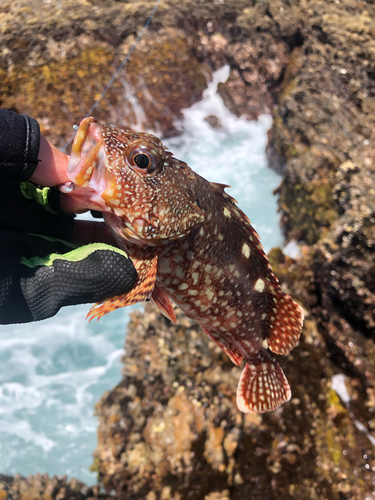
279, 176, 339, 244
0, 45, 117, 145
0, 28, 208, 145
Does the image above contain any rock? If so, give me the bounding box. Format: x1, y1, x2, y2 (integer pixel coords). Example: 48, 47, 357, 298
93, 304, 375, 500
262, 2, 375, 441
0, 473, 106, 500
204, 115, 222, 129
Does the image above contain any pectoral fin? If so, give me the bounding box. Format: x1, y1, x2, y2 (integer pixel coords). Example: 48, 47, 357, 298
87, 253, 158, 321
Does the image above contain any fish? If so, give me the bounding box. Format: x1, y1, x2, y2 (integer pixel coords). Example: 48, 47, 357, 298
62, 116, 304, 413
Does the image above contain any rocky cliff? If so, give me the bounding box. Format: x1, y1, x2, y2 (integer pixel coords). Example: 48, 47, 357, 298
1, 0, 375, 499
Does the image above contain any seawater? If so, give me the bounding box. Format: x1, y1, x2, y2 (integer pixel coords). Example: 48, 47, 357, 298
0, 66, 282, 484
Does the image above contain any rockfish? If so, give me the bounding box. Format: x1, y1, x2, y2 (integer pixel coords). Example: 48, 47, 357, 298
63, 117, 304, 413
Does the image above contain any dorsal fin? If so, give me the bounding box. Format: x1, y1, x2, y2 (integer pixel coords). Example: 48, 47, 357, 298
209, 182, 238, 204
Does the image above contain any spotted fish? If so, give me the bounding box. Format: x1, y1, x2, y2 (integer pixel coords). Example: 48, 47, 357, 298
62, 117, 304, 413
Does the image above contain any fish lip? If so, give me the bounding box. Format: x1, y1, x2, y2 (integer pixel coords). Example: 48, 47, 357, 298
68, 117, 103, 186
70, 117, 96, 166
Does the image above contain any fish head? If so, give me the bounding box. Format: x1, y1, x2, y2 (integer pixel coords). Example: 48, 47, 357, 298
64, 117, 204, 245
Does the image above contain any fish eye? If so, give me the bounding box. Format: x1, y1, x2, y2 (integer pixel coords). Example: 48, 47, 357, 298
133, 153, 150, 169
126, 140, 162, 176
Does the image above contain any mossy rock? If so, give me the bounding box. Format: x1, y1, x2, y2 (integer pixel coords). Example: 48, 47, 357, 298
0, 28, 209, 147
279, 174, 339, 244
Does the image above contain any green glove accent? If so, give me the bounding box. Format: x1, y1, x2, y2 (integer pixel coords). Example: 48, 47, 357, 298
20, 242, 130, 269
20, 182, 56, 214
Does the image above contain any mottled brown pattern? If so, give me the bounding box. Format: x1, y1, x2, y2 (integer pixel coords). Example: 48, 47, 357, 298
64, 117, 304, 413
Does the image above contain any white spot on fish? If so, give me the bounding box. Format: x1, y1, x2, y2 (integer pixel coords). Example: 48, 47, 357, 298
254, 278, 265, 293
178, 283, 188, 290
241, 242, 251, 258
175, 267, 184, 279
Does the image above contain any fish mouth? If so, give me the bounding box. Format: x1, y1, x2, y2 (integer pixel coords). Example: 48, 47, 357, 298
68, 117, 103, 187
59, 117, 112, 212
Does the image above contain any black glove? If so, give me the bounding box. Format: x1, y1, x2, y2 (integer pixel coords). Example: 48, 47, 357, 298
0, 180, 137, 324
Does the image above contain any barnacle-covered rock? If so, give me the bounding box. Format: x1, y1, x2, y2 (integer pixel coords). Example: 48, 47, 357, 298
93, 304, 375, 500
0, 473, 106, 500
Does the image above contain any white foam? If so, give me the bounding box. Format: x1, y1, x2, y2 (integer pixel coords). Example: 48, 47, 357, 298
283, 240, 302, 259
331, 374, 351, 404
164, 64, 281, 252
0, 420, 55, 452
0, 304, 133, 482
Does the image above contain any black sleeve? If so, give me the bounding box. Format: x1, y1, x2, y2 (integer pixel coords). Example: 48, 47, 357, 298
0, 109, 41, 181
0, 108, 75, 240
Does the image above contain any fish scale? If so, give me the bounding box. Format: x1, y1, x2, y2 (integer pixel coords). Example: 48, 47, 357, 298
62, 116, 305, 413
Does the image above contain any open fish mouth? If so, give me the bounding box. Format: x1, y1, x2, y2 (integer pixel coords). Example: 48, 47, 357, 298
59, 117, 113, 213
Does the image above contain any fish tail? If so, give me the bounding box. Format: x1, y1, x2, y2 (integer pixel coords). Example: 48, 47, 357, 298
266, 286, 305, 355
236, 350, 291, 413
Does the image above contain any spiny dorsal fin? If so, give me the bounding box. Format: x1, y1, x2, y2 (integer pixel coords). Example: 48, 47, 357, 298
209, 182, 238, 204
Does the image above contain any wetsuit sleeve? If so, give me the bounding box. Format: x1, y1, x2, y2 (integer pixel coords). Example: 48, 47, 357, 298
0, 109, 137, 324
0, 109, 41, 181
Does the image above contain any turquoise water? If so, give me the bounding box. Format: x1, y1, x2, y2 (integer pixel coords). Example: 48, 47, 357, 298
0, 66, 282, 484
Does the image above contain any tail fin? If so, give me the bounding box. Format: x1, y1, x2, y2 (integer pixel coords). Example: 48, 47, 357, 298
236, 351, 291, 413
266, 286, 304, 355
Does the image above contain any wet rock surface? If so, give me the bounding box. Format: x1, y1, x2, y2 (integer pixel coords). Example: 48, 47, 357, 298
1, 0, 375, 498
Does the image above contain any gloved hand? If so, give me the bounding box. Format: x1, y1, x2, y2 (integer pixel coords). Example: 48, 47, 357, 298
0, 180, 137, 324
0, 108, 137, 324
